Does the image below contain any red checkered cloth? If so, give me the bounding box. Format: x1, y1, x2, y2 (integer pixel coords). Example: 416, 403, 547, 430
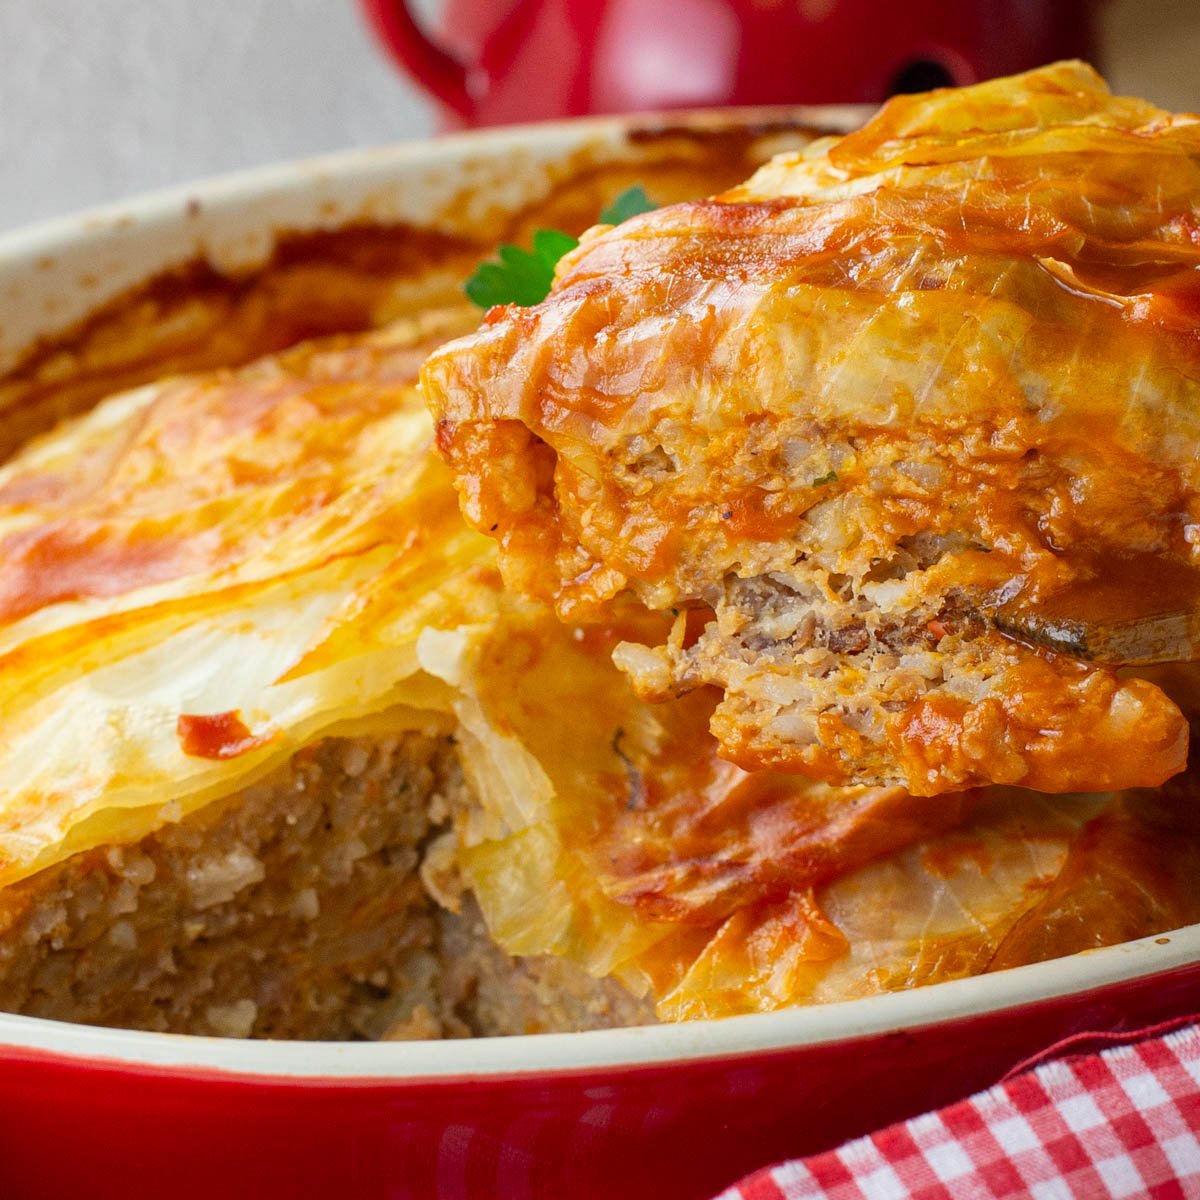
717, 1022, 1200, 1199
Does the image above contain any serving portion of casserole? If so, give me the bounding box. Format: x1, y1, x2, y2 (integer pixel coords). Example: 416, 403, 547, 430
425, 61, 1200, 799
1, 65, 1199, 1040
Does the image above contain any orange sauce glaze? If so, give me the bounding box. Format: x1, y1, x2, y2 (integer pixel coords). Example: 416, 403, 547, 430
890, 665, 1188, 796
0, 523, 211, 625
718, 488, 800, 544
176, 711, 272, 760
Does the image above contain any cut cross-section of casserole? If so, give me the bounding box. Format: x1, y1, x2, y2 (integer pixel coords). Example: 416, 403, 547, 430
0, 309, 648, 1038
422, 62, 1200, 797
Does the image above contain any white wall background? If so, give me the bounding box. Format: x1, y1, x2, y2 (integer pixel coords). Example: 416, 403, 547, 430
0, 0, 1194, 236
0, 0, 435, 234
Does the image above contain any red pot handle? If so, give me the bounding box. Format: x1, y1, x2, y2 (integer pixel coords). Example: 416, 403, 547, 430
358, 0, 474, 119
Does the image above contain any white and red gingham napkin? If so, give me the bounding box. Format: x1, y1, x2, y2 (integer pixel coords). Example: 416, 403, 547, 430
716, 1020, 1200, 1199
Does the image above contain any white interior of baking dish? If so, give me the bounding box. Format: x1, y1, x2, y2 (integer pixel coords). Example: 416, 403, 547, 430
0, 111, 1195, 1080
0, 925, 1195, 1077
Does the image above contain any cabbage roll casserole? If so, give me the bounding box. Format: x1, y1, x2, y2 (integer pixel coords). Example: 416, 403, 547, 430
2, 62, 1200, 1039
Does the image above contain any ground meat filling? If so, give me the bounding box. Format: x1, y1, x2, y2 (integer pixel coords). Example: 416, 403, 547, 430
615, 532, 987, 764
0, 731, 653, 1040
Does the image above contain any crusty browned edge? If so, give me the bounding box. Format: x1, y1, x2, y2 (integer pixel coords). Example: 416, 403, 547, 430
0, 119, 843, 462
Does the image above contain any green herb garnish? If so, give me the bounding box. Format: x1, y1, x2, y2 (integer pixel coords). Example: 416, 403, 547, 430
464, 228, 579, 309
599, 184, 657, 226
465, 186, 658, 310
812, 470, 839, 486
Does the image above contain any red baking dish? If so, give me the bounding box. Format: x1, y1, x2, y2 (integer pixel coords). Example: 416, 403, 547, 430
0, 109, 1197, 1200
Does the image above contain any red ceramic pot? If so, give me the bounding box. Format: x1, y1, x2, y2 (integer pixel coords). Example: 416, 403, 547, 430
0, 110, 1193, 1200
359, 0, 1100, 128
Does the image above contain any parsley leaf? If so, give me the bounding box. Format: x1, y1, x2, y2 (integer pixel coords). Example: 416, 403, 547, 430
812, 470, 839, 486
464, 186, 659, 310
464, 228, 579, 309
599, 184, 658, 226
